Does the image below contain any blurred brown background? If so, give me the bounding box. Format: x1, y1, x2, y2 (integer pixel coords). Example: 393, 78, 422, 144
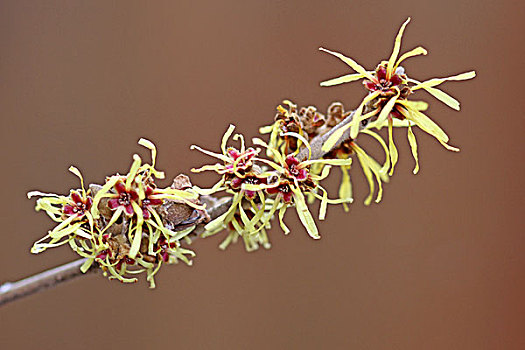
1, 0, 523, 349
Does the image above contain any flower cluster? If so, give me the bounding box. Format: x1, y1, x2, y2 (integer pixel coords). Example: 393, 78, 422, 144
190, 18, 475, 252
319, 17, 475, 175
191, 125, 352, 251
28, 139, 208, 287
263, 100, 390, 209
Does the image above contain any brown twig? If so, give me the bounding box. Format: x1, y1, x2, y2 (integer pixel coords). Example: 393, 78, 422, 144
296, 110, 355, 161
0, 258, 96, 307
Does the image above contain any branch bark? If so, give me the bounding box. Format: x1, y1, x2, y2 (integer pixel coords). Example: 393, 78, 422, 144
0, 258, 95, 307
296, 110, 355, 161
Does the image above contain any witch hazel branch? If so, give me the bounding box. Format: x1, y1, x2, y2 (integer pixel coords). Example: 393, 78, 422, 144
1, 18, 475, 305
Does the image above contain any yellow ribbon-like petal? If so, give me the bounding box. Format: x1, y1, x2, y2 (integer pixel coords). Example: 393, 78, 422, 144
411, 71, 475, 110
291, 186, 320, 239
395, 46, 427, 69
320, 73, 365, 87
128, 201, 145, 258
321, 91, 380, 153
190, 145, 231, 163
278, 205, 290, 235
361, 129, 390, 177
401, 106, 449, 142
138, 138, 157, 168
422, 86, 461, 110
412, 71, 476, 90
352, 144, 375, 206
125, 154, 142, 190
387, 17, 411, 78
319, 47, 375, 81
339, 165, 353, 212
375, 91, 400, 130
388, 118, 399, 176
68, 166, 86, 198
221, 124, 236, 154
407, 125, 420, 174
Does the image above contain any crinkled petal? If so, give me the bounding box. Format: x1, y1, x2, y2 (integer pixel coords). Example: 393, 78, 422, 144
138, 138, 157, 168
439, 140, 460, 152
125, 154, 142, 190
361, 129, 390, 177
252, 137, 285, 167
278, 205, 290, 235
221, 125, 236, 154
68, 166, 86, 197
410, 71, 475, 110
129, 201, 145, 258
353, 144, 375, 206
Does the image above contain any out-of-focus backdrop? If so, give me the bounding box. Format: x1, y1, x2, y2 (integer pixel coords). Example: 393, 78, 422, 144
1, 1, 523, 349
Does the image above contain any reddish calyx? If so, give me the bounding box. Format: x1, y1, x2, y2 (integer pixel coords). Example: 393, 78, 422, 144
158, 237, 177, 262
141, 186, 163, 219
231, 174, 267, 199
108, 180, 139, 216
364, 65, 403, 95
266, 181, 293, 203
62, 191, 93, 219
285, 155, 309, 182
224, 147, 258, 173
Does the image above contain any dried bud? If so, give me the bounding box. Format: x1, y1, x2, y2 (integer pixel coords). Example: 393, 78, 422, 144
172, 174, 193, 190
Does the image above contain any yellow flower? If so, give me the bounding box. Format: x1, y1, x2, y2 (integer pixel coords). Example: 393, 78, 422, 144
252, 134, 352, 239
28, 166, 94, 254
319, 17, 475, 174
193, 126, 352, 249
29, 139, 202, 288
191, 125, 277, 249
91, 139, 201, 260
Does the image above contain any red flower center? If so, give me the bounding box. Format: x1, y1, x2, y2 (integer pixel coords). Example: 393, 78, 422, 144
96, 249, 110, 260
278, 184, 290, 193
244, 176, 262, 185
118, 192, 131, 206
364, 66, 403, 93
288, 165, 300, 177
284, 155, 309, 181
63, 192, 92, 218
